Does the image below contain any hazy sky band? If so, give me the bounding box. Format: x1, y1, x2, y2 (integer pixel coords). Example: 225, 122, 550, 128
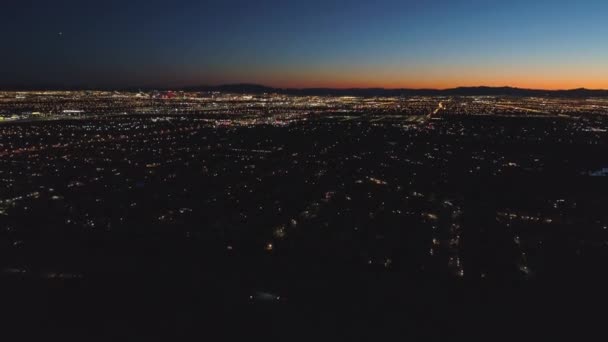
2, 0, 607, 89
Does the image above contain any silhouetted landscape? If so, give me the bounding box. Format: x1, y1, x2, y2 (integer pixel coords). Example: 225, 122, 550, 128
4, 84, 608, 98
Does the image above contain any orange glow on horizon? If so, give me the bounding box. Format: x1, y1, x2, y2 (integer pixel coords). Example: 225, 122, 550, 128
259, 79, 608, 91
185, 62, 608, 91
230, 73, 608, 91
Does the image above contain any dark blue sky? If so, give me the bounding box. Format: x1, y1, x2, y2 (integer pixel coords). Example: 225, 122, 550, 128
2, 0, 607, 89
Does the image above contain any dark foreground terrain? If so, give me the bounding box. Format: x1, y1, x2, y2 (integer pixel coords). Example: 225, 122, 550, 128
1, 105, 608, 339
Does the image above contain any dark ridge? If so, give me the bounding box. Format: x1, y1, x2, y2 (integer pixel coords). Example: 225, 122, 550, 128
182, 83, 277, 94
182, 84, 608, 97
2, 83, 608, 98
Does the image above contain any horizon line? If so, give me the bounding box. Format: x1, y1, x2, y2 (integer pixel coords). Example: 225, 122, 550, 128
206, 83, 608, 92
2, 83, 608, 92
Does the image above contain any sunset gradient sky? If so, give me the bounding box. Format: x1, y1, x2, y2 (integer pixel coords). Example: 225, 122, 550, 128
2, 0, 608, 89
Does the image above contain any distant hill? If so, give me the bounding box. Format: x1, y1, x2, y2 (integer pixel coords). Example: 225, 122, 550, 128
182, 83, 277, 94
2, 83, 608, 97
182, 84, 608, 98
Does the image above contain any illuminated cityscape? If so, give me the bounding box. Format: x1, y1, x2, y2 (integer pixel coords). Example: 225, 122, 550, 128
4, 0, 608, 339
2, 90, 608, 338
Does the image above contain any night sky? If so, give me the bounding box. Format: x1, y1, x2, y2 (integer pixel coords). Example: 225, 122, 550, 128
2, 0, 608, 89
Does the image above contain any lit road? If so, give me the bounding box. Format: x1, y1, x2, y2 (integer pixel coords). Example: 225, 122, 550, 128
428, 100, 448, 118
